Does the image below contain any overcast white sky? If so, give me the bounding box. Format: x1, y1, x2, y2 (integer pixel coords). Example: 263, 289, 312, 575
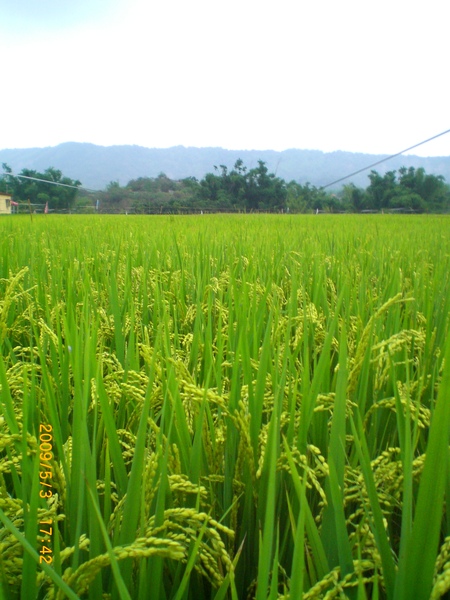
1, 0, 448, 156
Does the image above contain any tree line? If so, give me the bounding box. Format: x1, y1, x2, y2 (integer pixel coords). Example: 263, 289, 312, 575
0, 164, 81, 210
1, 161, 449, 213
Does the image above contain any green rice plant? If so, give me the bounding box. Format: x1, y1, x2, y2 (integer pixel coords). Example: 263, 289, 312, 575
1, 214, 450, 598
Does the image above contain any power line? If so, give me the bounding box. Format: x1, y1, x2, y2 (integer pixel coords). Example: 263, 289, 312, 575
2, 170, 97, 193
320, 127, 450, 190
16, 173, 84, 190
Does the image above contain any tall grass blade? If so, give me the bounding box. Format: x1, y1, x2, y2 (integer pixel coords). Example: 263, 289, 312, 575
395, 335, 450, 600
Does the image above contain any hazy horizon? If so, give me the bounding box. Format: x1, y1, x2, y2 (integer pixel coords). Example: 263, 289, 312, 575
1, 139, 448, 160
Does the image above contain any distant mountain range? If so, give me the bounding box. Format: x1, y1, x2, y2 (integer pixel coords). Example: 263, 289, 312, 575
0, 142, 449, 191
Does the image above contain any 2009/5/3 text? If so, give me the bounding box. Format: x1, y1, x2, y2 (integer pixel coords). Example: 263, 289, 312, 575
38, 424, 54, 564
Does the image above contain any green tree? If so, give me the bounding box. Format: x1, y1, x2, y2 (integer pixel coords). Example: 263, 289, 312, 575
341, 183, 366, 212
398, 166, 448, 210
104, 181, 125, 204
246, 160, 286, 210
0, 164, 81, 209
286, 181, 333, 212
366, 170, 398, 209
198, 172, 223, 205
197, 159, 287, 211
365, 167, 449, 212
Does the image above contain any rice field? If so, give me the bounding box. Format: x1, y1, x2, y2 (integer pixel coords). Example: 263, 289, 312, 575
1, 213, 450, 600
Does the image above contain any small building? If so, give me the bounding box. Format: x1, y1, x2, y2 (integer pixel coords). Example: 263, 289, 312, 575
0, 193, 12, 215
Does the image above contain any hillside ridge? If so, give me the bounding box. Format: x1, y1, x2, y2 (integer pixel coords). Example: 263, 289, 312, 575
1, 142, 449, 191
